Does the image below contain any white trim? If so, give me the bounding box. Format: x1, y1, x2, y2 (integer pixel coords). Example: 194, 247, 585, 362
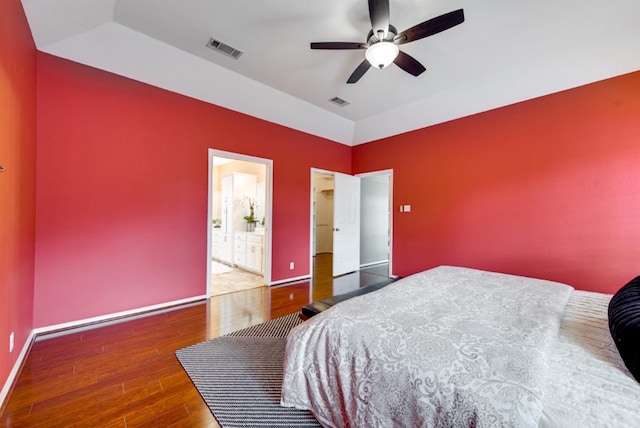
309, 168, 335, 281
359, 260, 389, 268
356, 168, 394, 178
0, 330, 36, 410
32, 295, 206, 336
356, 169, 394, 277
309, 168, 394, 278
269, 275, 311, 286
207, 149, 274, 293
206, 150, 214, 295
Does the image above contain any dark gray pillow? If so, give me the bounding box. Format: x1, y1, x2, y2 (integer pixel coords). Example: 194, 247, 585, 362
608, 275, 640, 383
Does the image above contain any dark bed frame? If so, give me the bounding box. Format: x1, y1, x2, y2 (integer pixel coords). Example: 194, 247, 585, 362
300, 277, 399, 320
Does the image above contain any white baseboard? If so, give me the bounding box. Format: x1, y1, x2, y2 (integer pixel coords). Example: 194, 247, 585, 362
1, 330, 36, 411
269, 275, 311, 286
360, 260, 389, 268
33, 295, 208, 339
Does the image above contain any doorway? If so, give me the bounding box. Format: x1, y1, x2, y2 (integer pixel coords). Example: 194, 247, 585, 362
358, 170, 392, 269
312, 171, 334, 256
310, 169, 392, 282
207, 149, 272, 297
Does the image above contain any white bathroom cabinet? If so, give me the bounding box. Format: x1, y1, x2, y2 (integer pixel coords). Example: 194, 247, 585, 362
233, 232, 264, 274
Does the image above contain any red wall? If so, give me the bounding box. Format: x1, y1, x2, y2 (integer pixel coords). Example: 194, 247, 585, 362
0, 0, 37, 399
354, 71, 640, 294
35, 53, 351, 327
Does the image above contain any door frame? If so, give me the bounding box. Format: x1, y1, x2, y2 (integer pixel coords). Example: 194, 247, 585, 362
310, 168, 334, 279
357, 169, 393, 276
207, 149, 273, 297
309, 168, 393, 279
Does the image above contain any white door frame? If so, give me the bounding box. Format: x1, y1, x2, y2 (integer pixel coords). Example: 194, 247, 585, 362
357, 169, 393, 276
310, 168, 334, 279
309, 168, 393, 279
207, 149, 273, 297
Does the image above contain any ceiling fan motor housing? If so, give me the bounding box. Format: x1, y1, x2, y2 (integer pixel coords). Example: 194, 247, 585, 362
367, 25, 397, 44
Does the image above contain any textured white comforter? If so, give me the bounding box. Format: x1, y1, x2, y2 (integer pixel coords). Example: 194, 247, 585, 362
281, 266, 574, 427
540, 291, 640, 427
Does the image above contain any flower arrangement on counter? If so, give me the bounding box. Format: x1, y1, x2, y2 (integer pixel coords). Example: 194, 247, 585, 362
242, 197, 259, 231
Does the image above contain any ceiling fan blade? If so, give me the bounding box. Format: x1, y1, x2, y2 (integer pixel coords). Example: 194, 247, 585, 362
347, 59, 371, 84
310, 42, 365, 50
368, 0, 390, 40
395, 9, 464, 45
393, 51, 426, 76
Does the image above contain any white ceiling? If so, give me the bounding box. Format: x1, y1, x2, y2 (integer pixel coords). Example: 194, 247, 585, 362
21, 0, 640, 146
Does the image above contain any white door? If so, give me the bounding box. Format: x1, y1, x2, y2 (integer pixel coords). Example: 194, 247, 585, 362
333, 172, 361, 276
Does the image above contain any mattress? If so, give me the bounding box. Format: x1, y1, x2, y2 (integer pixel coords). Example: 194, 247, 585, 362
540, 290, 640, 427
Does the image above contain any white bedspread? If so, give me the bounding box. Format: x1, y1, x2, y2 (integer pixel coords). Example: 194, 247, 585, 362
540, 291, 640, 427
281, 266, 574, 427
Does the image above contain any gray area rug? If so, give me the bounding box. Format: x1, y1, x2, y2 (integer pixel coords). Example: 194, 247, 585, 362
176, 313, 322, 427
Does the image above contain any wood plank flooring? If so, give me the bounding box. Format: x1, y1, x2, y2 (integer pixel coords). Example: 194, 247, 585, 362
0, 254, 390, 427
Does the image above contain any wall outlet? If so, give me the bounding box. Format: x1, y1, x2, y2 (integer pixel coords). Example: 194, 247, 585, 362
9, 332, 14, 353
289, 262, 295, 270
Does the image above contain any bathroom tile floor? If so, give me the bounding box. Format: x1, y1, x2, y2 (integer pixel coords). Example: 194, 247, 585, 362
211, 265, 265, 296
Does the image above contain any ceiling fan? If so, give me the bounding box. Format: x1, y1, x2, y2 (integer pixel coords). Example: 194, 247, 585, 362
310, 0, 465, 84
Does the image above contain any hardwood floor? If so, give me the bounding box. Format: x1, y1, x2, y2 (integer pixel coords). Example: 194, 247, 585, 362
0, 255, 390, 427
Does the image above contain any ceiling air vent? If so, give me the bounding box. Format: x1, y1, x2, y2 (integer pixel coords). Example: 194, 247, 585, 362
329, 96, 350, 107
206, 38, 243, 60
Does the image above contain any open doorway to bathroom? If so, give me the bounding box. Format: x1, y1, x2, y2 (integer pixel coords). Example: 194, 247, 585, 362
207, 149, 272, 297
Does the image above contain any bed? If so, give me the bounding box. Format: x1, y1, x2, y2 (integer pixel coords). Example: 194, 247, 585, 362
280, 266, 640, 427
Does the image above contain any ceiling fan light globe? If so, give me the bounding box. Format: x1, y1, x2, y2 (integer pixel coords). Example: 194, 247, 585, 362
365, 42, 399, 69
